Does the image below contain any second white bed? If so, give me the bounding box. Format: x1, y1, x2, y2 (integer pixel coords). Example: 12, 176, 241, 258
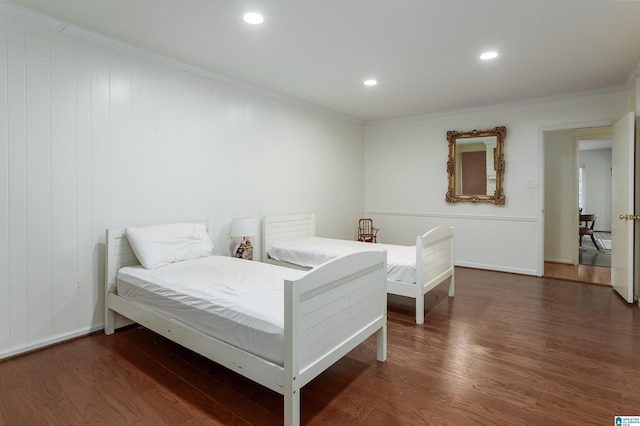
268, 237, 416, 283
263, 213, 455, 324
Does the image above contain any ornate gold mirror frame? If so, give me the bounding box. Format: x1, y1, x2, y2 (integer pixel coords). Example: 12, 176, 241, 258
446, 126, 506, 205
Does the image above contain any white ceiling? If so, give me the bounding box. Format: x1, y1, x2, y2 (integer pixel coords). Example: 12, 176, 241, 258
4, 0, 640, 122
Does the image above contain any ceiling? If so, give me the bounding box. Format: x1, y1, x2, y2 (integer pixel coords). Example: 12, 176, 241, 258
4, 0, 640, 122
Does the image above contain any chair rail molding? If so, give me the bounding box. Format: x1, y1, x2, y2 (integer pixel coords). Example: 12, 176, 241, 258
366, 210, 538, 223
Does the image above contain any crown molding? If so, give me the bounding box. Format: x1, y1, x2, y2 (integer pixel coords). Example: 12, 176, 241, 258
0, 0, 66, 29
366, 85, 627, 125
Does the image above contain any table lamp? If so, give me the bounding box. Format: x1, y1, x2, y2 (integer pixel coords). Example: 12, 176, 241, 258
230, 217, 258, 260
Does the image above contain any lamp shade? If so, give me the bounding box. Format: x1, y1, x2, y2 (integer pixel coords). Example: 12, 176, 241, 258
230, 217, 258, 238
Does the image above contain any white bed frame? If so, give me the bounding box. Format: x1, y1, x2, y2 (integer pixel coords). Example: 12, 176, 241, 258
105, 227, 387, 426
262, 213, 454, 325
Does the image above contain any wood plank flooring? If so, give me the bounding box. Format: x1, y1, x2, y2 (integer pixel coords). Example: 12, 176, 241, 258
1, 267, 638, 425
544, 262, 611, 285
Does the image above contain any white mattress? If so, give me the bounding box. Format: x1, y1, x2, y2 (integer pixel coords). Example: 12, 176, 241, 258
268, 237, 416, 283
116, 255, 306, 366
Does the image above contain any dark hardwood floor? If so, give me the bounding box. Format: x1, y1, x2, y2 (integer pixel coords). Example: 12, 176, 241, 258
1, 267, 638, 425
544, 262, 611, 285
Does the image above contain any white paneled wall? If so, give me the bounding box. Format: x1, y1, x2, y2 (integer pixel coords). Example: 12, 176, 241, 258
0, 14, 9, 353
0, 12, 364, 358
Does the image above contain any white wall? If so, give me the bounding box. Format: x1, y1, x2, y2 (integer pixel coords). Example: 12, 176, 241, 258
364, 90, 628, 275
0, 13, 365, 358
543, 130, 579, 264
579, 148, 612, 232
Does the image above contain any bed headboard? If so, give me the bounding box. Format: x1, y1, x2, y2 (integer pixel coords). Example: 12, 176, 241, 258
262, 213, 316, 261
105, 228, 141, 295
104, 228, 142, 332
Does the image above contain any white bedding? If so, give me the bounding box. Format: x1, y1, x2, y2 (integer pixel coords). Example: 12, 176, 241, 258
268, 237, 416, 283
117, 255, 306, 366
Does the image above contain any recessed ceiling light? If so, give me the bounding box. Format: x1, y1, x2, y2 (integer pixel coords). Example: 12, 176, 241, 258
243, 12, 264, 24
364, 79, 378, 86
480, 51, 498, 60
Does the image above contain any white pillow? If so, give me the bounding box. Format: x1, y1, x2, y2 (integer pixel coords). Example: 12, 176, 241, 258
125, 223, 214, 269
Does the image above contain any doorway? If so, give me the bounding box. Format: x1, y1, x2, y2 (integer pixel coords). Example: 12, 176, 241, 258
543, 125, 613, 285
578, 138, 612, 268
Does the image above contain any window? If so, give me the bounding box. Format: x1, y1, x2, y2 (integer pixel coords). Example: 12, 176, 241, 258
578, 165, 585, 211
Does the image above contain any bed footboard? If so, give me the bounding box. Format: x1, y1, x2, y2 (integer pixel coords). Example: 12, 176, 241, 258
414, 226, 455, 324
283, 250, 387, 424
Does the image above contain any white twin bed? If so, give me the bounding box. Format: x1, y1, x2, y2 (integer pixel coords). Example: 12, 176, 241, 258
263, 213, 455, 324
105, 222, 387, 426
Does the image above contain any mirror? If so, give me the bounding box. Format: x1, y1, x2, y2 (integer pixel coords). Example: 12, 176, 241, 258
446, 126, 506, 204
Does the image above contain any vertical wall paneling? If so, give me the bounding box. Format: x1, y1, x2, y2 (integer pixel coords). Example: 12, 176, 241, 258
130, 57, 167, 226
6, 16, 28, 348
137, 61, 165, 225
151, 66, 169, 225
90, 44, 110, 326
0, 15, 9, 349
164, 71, 204, 222
50, 31, 79, 334
75, 39, 94, 326
109, 50, 133, 229
204, 83, 239, 232
130, 57, 144, 226
0, 11, 364, 358
25, 22, 52, 342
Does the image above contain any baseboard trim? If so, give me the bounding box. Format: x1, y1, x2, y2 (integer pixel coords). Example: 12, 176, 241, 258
0, 324, 104, 360
456, 261, 538, 277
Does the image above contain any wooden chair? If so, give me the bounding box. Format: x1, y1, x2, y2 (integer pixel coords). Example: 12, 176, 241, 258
358, 218, 379, 243
579, 214, 602, 251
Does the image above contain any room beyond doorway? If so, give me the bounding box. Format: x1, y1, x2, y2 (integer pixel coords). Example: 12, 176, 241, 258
579, 231, 611, 268
544, 232, 611, 285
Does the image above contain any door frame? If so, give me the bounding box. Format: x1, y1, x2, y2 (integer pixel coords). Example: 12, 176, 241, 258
537, 119, 615, 277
